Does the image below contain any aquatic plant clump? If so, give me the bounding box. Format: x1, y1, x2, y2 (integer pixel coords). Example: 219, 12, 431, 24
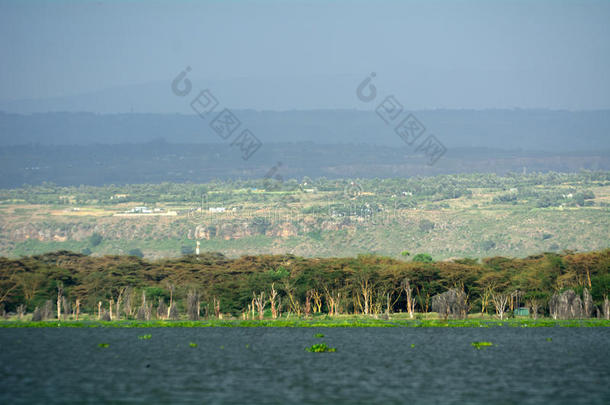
471, 341, 493, 349
314, 333, 324, 338
306, 343, 336, 352
138, 334, 152, 340
189, 342, 198, 348
98, 343, 109, 348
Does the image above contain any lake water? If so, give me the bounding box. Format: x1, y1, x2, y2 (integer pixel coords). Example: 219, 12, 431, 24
0, 327, 608, 404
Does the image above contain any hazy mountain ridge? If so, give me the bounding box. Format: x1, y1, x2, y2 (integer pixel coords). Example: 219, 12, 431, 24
1, 109, 609, 151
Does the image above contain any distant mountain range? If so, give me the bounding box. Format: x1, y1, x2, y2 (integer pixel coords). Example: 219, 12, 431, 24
1, 109, 609, 152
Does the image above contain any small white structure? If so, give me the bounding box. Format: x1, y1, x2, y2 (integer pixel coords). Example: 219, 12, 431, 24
209, 207, 226, 213
128, 206, 152, 214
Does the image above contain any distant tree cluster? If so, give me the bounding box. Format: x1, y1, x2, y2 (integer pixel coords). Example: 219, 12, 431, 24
0, 249, 608, 321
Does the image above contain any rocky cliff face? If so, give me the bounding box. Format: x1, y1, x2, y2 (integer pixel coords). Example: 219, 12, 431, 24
2, 215, 355, 245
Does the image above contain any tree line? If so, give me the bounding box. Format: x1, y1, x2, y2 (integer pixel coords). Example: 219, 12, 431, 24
0, 249, 608, 321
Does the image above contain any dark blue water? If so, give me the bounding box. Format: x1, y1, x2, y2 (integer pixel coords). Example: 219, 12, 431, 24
0, 327, 608, 404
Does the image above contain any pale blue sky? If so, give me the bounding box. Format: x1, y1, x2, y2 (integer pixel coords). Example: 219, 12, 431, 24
1, 0, 609, 111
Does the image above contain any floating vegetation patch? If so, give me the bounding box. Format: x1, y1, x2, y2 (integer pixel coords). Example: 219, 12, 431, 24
546, 337, 552, 342
471, 341, 493, 349
189, 342, 198, 348
138, 334, 152, 340
314, 333, 324, 338
306, 343, 336, 353
410, 344, 415, 348
98, 343, 109, 348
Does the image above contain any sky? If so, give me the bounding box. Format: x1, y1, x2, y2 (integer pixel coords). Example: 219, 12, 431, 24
0, 0, 609, 111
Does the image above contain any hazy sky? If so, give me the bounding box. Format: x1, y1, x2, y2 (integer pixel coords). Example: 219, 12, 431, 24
1, 0, 609, 111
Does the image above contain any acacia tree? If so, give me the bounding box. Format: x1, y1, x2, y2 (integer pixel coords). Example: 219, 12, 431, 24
282, 279, 301, 316
310, 289, 323, 314
253, 291, 265, 320
323, 285, 341, 316
402, 278, 416, 318
18, 272, 44, 307
527, 298, 541, 320
491, 292, 509, 320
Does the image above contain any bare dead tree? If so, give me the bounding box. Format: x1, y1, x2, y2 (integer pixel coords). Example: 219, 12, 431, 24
401, 278, 416, 318
136, 290, 152, 321
101, 309, 111, 321
491, 292, 509, 320
384, 287, 402, 315
583, 288, 593, 318
323, 285, 341, 316
269, 283, 279, 319
31, 306, 43, 321
253, 291, 265, 320
62, 296, 70, 320
358, 278, 372, 315
97, 301, 102, 320
109, 299, 114, 321
115, 287, 126, 320
122, 287, 136, 319
157, 297, 168, 319
527, 298, 541, 320
480, 283, 496, 316
168, 301, 179, 320
166, 282, 176, 319
310, 289, 323, 314
549, 290, 585, 319
432, 289, 468, 320
282, 279, 301, 316
186, 290, 200, 320
371, 289, 384, 315
75, 299, 80, 321
213, 296, 221, 318
304, 290, 312, 318
603, 296, 610, 320
56, 282, 64, 320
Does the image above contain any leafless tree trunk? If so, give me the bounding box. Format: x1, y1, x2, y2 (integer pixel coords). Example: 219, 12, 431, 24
56, 282, 64, 320
282, 280, 301, 316
311, 289, 323, 313
304, 290, 312, 318
269, 283, 279, 319
323, 285, 341, 316
481, 284, 495, 316
157, 297, 168, 319
491, 293, 509, 320
402, 279, 416, 318
186, 290, 200, 320
603, 295, 610, 320
359, 279, 372, 315
527, 299, 541, 320
75, 299, 80, 320
253, 292, 265, 320
213, 296, 220, 318
62, 297, 70, 320
123, 287, 134, 318
166, 282, 175, 318
97, 301, 102, 320
16, 304, 25, 320
115, 287, 125, 320
109, 299, 114, 321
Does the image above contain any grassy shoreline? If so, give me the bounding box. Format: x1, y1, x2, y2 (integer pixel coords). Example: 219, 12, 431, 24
1, 317, 609, 328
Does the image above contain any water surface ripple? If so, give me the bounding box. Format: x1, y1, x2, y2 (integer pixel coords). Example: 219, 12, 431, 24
0, 327, 608, 404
